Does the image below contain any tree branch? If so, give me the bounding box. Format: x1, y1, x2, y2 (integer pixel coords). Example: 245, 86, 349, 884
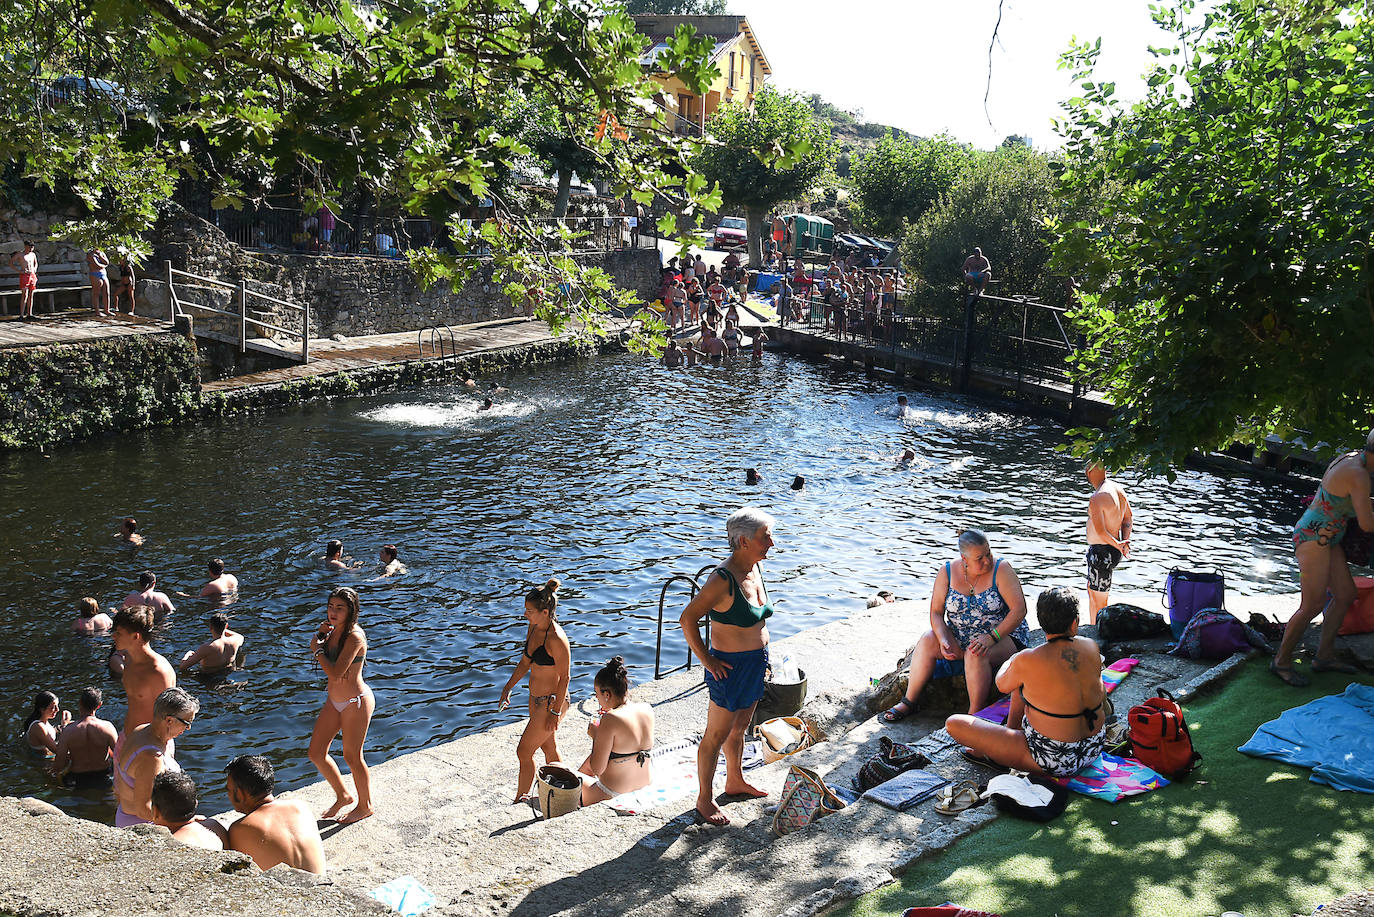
984, 0, 1006, 128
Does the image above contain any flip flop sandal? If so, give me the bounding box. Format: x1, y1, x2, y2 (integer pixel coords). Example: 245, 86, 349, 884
935, 781, 981, 815
1270, 660, 1310, 688
1311, 657, 1360, 674
882, 698, 919, 723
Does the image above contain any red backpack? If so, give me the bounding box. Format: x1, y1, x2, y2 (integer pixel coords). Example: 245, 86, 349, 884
1127, 689, 1202, 779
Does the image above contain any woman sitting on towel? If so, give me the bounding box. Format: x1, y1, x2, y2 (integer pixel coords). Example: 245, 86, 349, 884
499, 577, 572, 804
945, 587, 1106, 777
883, 528, 1030, 722
680, 507, 776, 826
578, 656, 654, 804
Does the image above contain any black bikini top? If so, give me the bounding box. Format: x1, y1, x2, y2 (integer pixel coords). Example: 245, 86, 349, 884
1020, 634, 1103, 730
524, 627, 556, 667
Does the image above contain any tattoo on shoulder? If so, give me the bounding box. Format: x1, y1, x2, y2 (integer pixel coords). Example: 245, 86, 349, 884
1061, 647, 1080, 671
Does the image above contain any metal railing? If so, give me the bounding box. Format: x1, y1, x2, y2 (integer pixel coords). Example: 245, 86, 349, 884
417, 324, 457, 360
654, 563, 717, 680
166, 262, 311, 362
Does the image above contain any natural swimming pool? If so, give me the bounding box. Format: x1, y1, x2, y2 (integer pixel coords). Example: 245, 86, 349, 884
0, 351, 1310, 820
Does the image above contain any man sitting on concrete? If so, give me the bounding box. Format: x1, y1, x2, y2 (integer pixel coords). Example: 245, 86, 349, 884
124, 570, 176, 619
178, 613, 244, 675
50, 687, 118, 788
151, 772, 228, 851
226, 755, 326, 875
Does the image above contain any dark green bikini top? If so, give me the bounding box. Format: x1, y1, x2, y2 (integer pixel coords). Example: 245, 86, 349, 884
710, 567, 773, 628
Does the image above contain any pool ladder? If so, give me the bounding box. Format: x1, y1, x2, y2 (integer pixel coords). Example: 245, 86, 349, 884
654, 564, 716, 679
417, 324, 457, 360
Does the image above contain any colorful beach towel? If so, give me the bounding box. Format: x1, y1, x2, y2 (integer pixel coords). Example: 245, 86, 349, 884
605, 737, 721, 815
1239, 684, 1374, 793
1053, 752, 1170, 802
974, 658, 1140, 724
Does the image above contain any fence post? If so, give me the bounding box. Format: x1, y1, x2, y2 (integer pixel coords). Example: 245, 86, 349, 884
301, 300, 310, 362
1069, 332, 1084, 422
238, 279, 247, 353
958, 292, 977, 393
165, 261, 175, 322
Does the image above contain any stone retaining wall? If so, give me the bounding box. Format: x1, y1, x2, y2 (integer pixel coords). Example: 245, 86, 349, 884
152, 210, 661, 340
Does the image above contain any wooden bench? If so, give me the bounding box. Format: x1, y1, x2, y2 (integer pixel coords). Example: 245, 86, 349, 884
0, 262, 92, 316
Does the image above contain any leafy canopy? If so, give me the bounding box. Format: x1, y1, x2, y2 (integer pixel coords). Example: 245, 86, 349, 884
850, 132, 973, 238
692, 85, 833, 266
1052, 0, 1374, 474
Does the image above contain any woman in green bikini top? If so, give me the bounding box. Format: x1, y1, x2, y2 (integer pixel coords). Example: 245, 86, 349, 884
709, 567, 774, 628
1274, 437, 1374, 687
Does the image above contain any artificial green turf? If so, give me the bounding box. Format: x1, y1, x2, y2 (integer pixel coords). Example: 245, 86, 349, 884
835, 662, 1374, 917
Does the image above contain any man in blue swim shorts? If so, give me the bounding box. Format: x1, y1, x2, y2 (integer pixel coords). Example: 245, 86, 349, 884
962, 247, 991, 295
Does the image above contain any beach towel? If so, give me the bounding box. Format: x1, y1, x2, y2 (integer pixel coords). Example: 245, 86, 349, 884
369, 877, 436, 916
974, 658, 1140, 724
1053, 752, 1170, 802
862, 768, 949, 811
1239, 684, 1374, 793
605, 738, 719, 815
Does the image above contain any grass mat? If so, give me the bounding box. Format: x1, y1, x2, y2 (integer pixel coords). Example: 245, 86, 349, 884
834, 662, 1374, 917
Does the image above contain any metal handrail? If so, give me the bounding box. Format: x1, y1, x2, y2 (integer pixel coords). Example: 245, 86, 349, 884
653, 563, 717, 680
166, 260, 311, 362
416, 324, 457, 359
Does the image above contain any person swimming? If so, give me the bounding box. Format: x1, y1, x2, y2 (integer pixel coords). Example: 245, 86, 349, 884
22, 690, 69, 757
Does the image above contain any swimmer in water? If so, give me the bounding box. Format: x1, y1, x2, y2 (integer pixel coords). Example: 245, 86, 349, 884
51, 687, 117, 788
372, 544, 407, 579
323, 540, 362, 572
480, 397, 494, 411
878, 395, 914, 417
308, 587, 374, 823
791, 475, 806, 491
178, 613, 243, 675
898, 447, 917, 465
661, 339, 683, 368
73, 596, 114, 634
462, 376, 478, 389
199, 558, 239, 598
22, 690, 70, 757
745, 468, 761, 485
116, 517, 144, 548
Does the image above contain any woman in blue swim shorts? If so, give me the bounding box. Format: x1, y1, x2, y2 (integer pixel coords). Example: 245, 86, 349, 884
680, 506, 777, 826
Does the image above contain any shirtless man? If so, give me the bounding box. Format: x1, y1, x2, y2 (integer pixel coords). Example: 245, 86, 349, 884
179, 613, 243, 675
116, 517, 144, 547
151, 772, 228, 851
51, 687, 118, 789
124, 571, 176, 618
962, 247, 992, 295
660, 339, 683, 368
701, 327, 726, 364
72, 597, 114, 634
198, 558, 238, 598
323, 539, 361, 572
112, 605, 177, 734
374, 544, 407, 578
1085, 462, 1133, 623
225, 755, 326, 875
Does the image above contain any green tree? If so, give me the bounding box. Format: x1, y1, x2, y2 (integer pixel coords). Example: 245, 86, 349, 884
1052, 0, 1374, 474
624, 0, 729, 14
901, 146, 1058, 299
850, 132, 972, 238
693, 86, 833, 267
0, 0, 721, 347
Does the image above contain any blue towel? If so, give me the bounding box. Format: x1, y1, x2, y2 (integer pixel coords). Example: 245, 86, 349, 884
862, 768, 950, 811
370, 876, 437, 916
1239, 683, 1374, 793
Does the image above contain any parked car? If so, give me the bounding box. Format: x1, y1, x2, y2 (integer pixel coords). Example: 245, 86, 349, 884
710, 216, 747, 251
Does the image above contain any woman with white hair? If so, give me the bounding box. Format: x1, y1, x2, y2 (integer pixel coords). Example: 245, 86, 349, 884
1273, 430, 1374, 686
680, 506, 776, 826
883, 528, 1029, 722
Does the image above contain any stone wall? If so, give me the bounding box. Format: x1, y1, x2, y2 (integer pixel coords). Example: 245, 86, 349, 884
152, 209, 661, 340
0, 205, 95, 312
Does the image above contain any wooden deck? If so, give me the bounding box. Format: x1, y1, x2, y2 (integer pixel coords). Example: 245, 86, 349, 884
199, 317, 563, 393
0, 311, 173, 349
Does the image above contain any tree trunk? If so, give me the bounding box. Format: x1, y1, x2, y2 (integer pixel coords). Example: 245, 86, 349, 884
745, 206, 765, 270
553, 170, 573, 218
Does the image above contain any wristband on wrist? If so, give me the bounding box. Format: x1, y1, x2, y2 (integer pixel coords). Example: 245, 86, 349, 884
990, 627, 1001, 643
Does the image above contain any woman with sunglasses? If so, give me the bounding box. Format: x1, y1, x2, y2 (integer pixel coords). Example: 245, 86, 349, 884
113, 687, 198, 827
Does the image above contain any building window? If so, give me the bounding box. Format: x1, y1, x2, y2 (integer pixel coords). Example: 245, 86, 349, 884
729, 52, 736, 89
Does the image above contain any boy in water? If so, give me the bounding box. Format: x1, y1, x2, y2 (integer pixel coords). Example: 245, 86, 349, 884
116, 517, 144, 547
51, 687, 118, 788
178, 613, 244, 675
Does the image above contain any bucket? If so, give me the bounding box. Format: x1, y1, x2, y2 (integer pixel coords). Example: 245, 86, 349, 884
751, 668, 807, 728
536, 764, 582, 820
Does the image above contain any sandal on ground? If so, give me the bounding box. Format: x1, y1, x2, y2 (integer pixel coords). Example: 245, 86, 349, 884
882, 698, 919, 723
1311, 657, 1359, 674
934, 781, 981, 815
1270, 660, 1310, 688
960, 747, 1005, 771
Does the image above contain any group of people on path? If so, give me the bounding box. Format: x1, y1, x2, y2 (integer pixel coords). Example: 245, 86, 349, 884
5, 242, 135, 319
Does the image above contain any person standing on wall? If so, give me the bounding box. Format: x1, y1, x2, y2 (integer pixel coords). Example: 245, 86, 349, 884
1085, 462, 1132, 624
86, 246, 110, 316
10, 240, 38, 319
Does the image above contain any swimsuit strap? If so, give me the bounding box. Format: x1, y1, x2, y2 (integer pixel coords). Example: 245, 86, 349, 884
1019, 685, 1103, 731
1046, 634, 1074, 643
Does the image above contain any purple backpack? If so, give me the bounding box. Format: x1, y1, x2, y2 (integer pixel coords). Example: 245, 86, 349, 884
1163, 569, 1225, 639
1169, 610, 1268, 660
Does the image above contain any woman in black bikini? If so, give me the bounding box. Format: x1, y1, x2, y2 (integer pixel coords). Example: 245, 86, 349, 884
578, 656, 654, 804
499, 577, 572, 803
307, 586, 374, 823
945, 587, 1106, 778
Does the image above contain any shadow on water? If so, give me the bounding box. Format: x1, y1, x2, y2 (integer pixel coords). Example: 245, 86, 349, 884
0, 353, 1309, 822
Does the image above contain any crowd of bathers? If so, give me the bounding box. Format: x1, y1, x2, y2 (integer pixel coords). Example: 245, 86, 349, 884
656, 251, 769, 365
18, 524, 413, 875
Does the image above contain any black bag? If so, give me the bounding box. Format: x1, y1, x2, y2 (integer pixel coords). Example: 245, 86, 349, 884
855, 736, 931, 792
989, 773, 1072, 823
1096, 603, 1171, 643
